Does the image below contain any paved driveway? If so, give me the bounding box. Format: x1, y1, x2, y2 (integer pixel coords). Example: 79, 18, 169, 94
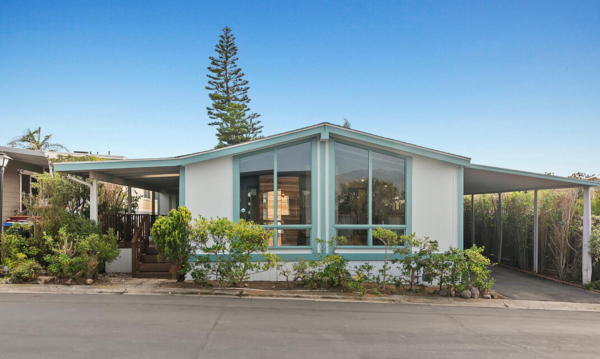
491, 265, 600, 303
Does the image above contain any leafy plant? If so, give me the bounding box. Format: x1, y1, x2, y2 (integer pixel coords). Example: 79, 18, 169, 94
372, 227, 401, 290
304, 236, 356, 290
151, 207, 193, 281
9, 259, 42, 283
393, 234, 439, 291
277, 259, 311, 289
588, 225, 600, 264
191, 217, 278, 286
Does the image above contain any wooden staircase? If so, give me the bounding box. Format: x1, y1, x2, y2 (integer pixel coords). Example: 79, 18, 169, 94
130, 217, 172, 279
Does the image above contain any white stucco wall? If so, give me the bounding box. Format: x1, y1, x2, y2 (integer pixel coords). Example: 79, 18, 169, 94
185, 156, 234, 220
106, 248, 132, 273
411, 154, 459, 251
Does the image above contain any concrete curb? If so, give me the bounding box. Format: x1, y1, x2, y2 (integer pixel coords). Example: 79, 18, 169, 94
3, 284, 600, 312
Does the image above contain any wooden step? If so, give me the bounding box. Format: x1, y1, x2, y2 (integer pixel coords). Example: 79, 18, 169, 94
144, 246, 159, 255
141, 254, 159, 263
132, 271, 172, 279
137, 262, 171, 272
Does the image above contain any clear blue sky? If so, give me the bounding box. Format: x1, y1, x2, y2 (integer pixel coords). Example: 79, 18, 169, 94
1, 1, 598, 176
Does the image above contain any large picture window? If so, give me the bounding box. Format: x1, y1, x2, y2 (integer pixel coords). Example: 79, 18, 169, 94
334, 141, 406, 246
238, 142, 314, 247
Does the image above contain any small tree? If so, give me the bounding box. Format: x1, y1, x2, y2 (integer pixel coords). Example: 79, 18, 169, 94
151, 207, 193, 281
393, 235, 439, 291
206, 27, 262, 148
372, 227, 400, 290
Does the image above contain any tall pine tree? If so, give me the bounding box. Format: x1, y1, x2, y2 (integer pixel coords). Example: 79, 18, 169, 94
206, 27, 262, 148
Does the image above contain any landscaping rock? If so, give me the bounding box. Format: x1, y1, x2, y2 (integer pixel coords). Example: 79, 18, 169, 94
37, 276, 56, 285
86, 279, 94, 285
244, 283, 249, 287
1, 277, 13, 284
450, 289, 456, 297
65, 278, 73, 286
469, 286, 480, 299
460, 289, 472, 299
438, 288, 448, 296
483, 294, 492, 299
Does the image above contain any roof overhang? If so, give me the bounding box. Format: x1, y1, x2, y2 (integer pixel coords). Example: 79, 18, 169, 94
465, 164, 599, 195
0, 146, 50, 168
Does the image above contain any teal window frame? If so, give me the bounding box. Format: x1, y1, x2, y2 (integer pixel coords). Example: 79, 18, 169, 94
329, 138, 412, 248
233, 138, 319, 250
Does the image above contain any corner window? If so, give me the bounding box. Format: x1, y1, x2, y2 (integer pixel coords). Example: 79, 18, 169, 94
334, 142, 406, 246
239, 142, 313, 247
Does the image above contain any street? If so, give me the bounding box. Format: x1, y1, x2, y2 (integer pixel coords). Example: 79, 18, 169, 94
0, 293, 598, 359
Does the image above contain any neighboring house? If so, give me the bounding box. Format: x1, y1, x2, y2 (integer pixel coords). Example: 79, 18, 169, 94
0, 146, 128, 224
53, 123, 599, 283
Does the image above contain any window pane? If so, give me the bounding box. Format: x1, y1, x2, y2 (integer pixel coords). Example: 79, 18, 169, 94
373, 229, 405, 246
335, 143, 368, 224
278, 229, 310, 246
240, 152, 275, 225
277, 143, 311, 225
337, 228, 368, 246
372, 152, 405, 225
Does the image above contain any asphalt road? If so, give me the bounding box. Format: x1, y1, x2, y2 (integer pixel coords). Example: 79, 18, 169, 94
0, 294, 598, 359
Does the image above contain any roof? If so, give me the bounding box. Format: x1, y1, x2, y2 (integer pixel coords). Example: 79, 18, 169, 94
0, 146, 51, 168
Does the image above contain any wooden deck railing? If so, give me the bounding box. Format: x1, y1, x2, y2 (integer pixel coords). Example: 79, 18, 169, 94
131, 216, 150, 274
99, 214, 161, 246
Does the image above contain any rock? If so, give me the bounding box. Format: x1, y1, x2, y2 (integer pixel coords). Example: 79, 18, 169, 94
460, 289, 472, 299
449, 289, 456, 297
243, 283, 249, 287
37, 276, 56, 285
1, 277, 13, 284
85, 279, 94, 285
270, 285, 276, 289
65, 278, 73, 286
491, 293, 499, 299
469, 286, 480, 299
483, 294, 492, 299
438, 288, 448, 296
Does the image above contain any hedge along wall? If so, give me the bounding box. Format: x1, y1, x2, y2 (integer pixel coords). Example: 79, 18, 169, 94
464, 187, 600, 281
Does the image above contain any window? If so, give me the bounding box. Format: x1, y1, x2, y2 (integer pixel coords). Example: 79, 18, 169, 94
238, 142, 314, 247
334, 142, 406, 246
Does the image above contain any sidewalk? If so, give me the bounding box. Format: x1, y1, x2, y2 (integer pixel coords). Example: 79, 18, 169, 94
3, 279, 600, 313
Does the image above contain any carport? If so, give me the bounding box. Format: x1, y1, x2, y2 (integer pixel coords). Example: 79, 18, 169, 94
463, 164, 599, 285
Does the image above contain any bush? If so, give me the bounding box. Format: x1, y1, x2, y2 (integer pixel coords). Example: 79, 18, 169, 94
10, 259, 42, 283
304, 236, 356, 290
393, 234, 439, 291
151, 207, 193, 281
191, 217, 278, 286
277, 259, 311, 289
372, 227, 401, 289
588, 226, 600, 264
429, 245, 494, 294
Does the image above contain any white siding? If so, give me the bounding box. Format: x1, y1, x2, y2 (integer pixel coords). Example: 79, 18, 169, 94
411, 154, 459, 251
185, 156, 233, 220
1, 160, 44, 222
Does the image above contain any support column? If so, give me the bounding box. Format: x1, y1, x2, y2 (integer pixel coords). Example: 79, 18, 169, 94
471, 194, 475, 248
533, 190, 539, 273
498, 193, 503, 264
151, 191, 156, 216
127, 186, 132, 215
583, 187, 592, 285
90, 179, 98, 223
0, 166, 5, 231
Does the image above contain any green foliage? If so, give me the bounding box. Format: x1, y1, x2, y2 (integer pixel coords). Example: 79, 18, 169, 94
372, 227, 400, 289
276, 259, 311, 289
464, 246, 495, 292
44, 227, 119, 280
428, 246, 494, 293
588, 226, 600, 264
151, 207, 193, 281
191, 216, 278, 286
393, 234, 439, 291
304, 236, 357, 290
206, 26, 262, 148
10, 259, 43, 283
7, 126, 67, 151
1, 225, 45, 269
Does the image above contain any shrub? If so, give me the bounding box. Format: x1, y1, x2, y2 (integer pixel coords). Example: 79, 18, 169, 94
277, 259, 311, 289
588, 225, 600, 264
191, 217, 278, 286
10, 259, 43, 283
305, 236, 356, 290
464, 245, 495, 292
393, 235, 439, 291
151, 207, 193, 281
372, 227, 401, 289
429, 246, 494, 294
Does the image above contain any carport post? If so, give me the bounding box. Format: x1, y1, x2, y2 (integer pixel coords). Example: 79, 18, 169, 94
533, 190, 539, 273
498, 193, 503, 264
90, 179, 98, 223
471, 194, 475, 248
583, 187, 592, 285
127, 186, 132, 215
151, 191, 156, 216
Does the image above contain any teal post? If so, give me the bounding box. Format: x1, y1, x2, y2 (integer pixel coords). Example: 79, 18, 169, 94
179, 166, 186, 207
457, 166, 464, 250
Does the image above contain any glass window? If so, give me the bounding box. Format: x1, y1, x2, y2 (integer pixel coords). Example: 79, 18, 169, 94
277, 143, 311, 225
333, 142, 407, 246
335, 143, 368, 224
372, 152, 405, 225
238, 143, 313, 246
239, 151, 274, 225
373, 229, 405, 246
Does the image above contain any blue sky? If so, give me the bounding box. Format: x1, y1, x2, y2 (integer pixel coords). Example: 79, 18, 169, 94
1, 1, 598, 176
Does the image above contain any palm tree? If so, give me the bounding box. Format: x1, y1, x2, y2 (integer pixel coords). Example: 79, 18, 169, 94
7, 127, 68, 151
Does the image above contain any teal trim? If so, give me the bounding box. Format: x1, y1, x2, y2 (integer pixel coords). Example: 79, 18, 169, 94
311, 139, 319, 254
319, 140, 327, 252
329, 138, 413, 249
179, 166, 186, 207
190, 252, 408, 262
273, 150, 278, 248
457, 166, 464, 250
232, 156, 240, 221
468, 164, 600, 188
54, 158, 184, 172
